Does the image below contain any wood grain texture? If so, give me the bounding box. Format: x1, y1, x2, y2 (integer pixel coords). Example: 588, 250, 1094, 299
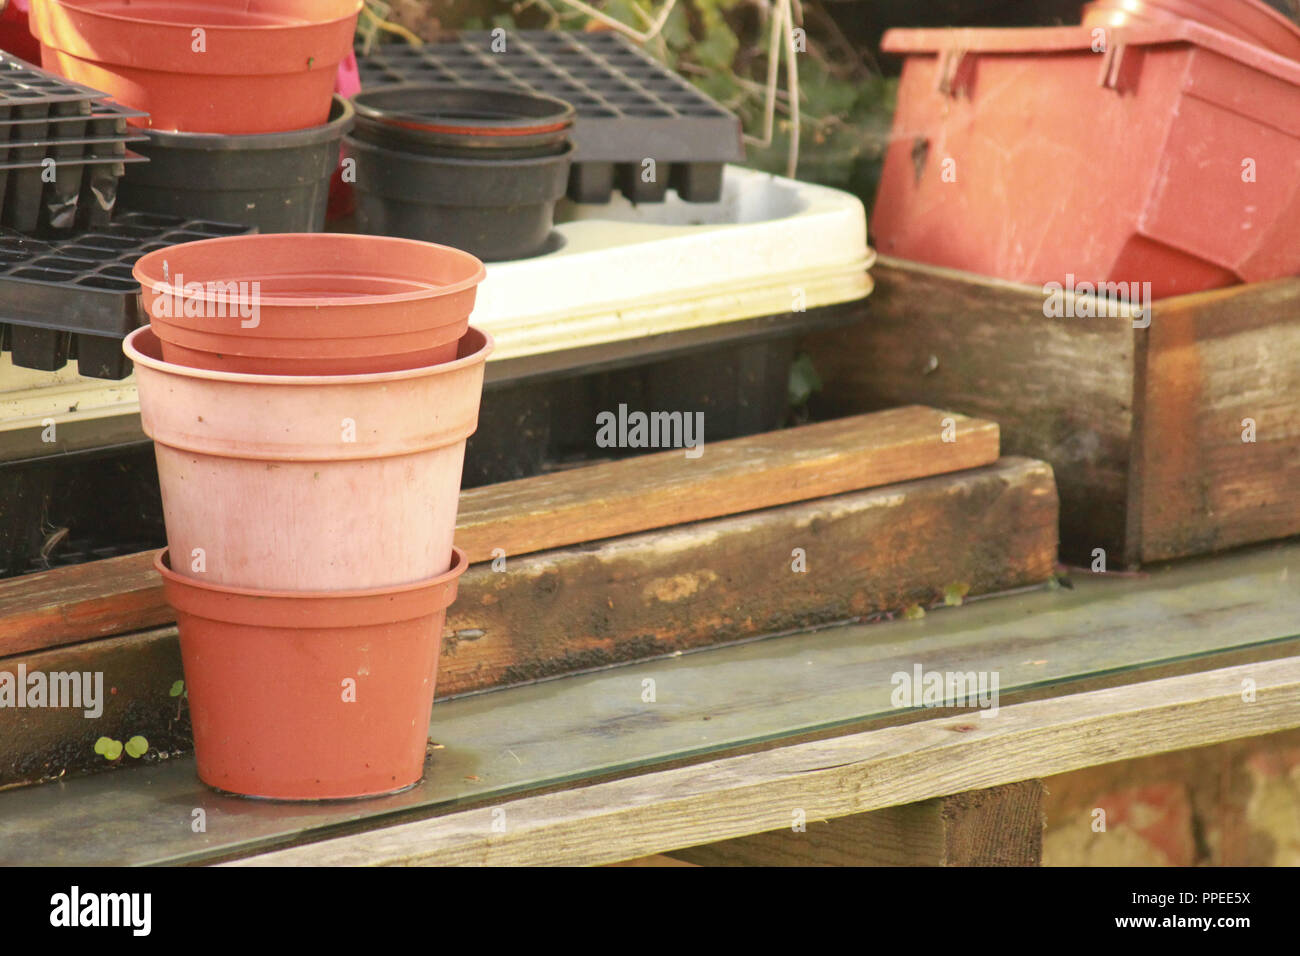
668, 780, 1043, 866
438, 457, 1057, 695
0, 407, 999, 657
804, 257, 1137, 563
224, 658, 1300, 867
0, 460, 1056, 785
454, 405, 999, 564
1138, 279, 1300, 562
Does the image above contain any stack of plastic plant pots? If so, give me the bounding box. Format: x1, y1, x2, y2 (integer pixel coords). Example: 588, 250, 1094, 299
122, 232, 492, 800
346, 84, 574, 261
29, 0, 361, 232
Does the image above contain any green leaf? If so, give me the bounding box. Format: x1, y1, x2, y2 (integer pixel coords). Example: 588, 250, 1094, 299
169, 679, 185, 698
93, 736, 114, 756
943, 582, 971, 607
788, 353, 823, 406
98, 738, 123, 761
902, 604, 926, 621
125, 736, 149, 759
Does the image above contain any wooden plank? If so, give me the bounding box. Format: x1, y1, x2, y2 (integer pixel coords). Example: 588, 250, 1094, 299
223, 658, 1300, 866
804, 256, 1137, 564
0, 458, 1058, 787
0, 407, 999, 657
668, 780, 1044, 866
2, 547, 1296, 861
1138, 279, 1300, 562
454, 405, 998, 563
605, 855, 699, 867
439, 457, 1055, 695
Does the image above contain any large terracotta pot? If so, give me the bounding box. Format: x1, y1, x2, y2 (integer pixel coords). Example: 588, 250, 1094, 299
30, 0, 362, 133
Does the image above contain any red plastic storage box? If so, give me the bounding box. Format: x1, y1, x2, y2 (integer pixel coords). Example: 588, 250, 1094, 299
871, 21, 1300, 299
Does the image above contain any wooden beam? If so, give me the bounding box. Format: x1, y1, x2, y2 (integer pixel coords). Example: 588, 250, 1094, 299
0, 407, 999, 657
0, 458, 1058, 787
804, 257, 1137, 564
223, 658, 1300, 867
668, 780, 1044, 866
455, 405, 999, 563
438, 457, 1055, 695
1138, 279, 1300, 562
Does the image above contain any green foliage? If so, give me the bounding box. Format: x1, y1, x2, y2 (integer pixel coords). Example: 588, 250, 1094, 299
94, 737, 123, 761
125, 736, 150, 759
902, 603, 926, 621
943, 582, 971, 607
788, 353, 822, 407
169, 679, 186, 698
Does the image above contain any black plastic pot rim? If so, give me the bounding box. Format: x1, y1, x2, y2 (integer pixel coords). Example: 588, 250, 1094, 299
346, 134, 574, 171
345, 135, 572, 206
351, 83, 575, 137
131, 95, 355, 151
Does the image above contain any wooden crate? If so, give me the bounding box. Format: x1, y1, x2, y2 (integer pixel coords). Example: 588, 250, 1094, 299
805, 257, 1300, 567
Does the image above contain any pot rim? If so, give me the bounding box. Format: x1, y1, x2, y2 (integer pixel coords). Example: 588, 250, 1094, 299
123, 324, 494, 386
345, 133, 576, 169
41, 0, 364, 33
132, 232, 487, 309
135, 94, 355, 150
351, 83, 576, 137
156, 545, 467, 602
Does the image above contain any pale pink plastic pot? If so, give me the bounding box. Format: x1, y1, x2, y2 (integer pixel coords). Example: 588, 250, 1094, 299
124, 325, 492, 591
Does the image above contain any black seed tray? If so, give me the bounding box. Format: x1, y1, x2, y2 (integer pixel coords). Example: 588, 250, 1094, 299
0, 212, 255, 379
357, 30, 744, 204
0, 55, 149, 235
1, 103, 149, 236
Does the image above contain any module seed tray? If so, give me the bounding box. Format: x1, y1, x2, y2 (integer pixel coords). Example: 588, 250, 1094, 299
0, 54, 147, 235
357, 30, 744, 203
0, 212, 254, 379
1, 103, 148, 235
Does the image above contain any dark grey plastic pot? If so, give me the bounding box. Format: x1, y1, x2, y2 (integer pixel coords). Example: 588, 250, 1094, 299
118, 96, 354, 233
345, 134, 572, 262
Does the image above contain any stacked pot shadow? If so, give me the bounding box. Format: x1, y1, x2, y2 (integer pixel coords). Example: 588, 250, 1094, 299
30, 0, 361, 232
124, 233, 492, 800
346, 84, 575, 261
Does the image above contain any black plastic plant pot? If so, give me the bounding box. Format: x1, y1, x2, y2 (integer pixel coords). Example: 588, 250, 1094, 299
346, 135, 572, 262
351, 83, 574, 159
117, 96, 354, 233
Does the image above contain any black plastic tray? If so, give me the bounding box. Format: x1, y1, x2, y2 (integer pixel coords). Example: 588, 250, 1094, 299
357, 30, 744, 203
0, 55, 148, 235
0, 212, 254, 378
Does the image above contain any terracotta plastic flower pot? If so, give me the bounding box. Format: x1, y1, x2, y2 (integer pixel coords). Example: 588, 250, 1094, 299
30, 0, 362, 134
124, 325, 492, 591
1082, 0, 1300, 61
157, 546, 467, 800
134, 232, 486, 375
